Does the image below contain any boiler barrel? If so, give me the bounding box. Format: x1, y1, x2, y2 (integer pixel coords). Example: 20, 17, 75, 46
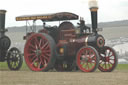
0, 10, 6, 33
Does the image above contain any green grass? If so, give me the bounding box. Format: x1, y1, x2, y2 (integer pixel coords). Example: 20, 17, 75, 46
0, 62, 128, 71
0, 61, 29, 71
116, 64, 128, 70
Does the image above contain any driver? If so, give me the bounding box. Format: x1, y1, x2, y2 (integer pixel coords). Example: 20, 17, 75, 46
78, 17, 91, 33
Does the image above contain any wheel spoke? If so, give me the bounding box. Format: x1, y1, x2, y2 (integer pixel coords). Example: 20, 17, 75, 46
105, 62, 107, 69
44, 53, 51, 57
33, 37, 39, 49
44, 44, 49, 50
39, 56, 45, 65
86, 63, 89, 70
109, 58, 115, 60
89, 62, 93, 68
44, 56, 49, 61
108, 63, 111, 68
89, 50, 92, 56
108, 61, 113, 65
44, 59, 47, 66
31, 58, 38, 65
89, 60, 96, 64
40, 55, 49, 62
27, 53, 36, 57
29, 48, 36, 53
35, 37, 40, 47
99, 60, 103, 64
30, 55, 36, 62
39, 39, 43, 48
38, 61, 41, 69
29, 43, 36, 50
91, 56, 96, 61
41, 42, 48, 50
80, 60, 86, 64
84, 50, 88, 56
107, 49, 110, 56
90, 54, 95, 58
102, 62, 105, 67
82, 63, 87, 69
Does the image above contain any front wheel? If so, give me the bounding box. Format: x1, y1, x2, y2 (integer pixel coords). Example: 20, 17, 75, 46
7, 47, 23, 70
76, 46, 99, 72
98, 46, 118, 72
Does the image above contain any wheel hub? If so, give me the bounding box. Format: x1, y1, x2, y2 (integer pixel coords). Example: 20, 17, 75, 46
102, 57, 109, 62
82, 55, 89, 62
105, 57, 110, 62
35, 49, 42, 56
12, 57, 18, 61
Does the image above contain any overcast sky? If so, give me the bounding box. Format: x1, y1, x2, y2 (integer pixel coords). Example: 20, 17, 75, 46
0, 0, 128, 27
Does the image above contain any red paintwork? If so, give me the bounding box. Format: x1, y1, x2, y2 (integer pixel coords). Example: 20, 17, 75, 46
38, 27, 88, 57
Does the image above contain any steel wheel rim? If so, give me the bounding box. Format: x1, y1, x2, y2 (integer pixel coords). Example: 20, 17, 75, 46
99, 47, 116, 71
8, 48, 21, 69
24, 34, 51, 71
77, 47, 97, 72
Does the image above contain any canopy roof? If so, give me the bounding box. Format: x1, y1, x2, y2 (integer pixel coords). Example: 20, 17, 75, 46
16, 12, 79, 21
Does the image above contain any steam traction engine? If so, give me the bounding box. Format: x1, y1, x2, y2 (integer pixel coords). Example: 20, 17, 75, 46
16, 1, 118, 72
0, 10, 23, 70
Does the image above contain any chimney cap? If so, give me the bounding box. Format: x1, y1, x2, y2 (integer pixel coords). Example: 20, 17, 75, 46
0, 10, 7, 14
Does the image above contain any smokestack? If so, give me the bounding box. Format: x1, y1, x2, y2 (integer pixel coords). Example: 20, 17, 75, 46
0, 10, 6, 35
89, 0, 98, 34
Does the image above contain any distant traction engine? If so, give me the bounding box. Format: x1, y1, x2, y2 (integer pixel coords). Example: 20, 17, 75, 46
0, 10, 23, 70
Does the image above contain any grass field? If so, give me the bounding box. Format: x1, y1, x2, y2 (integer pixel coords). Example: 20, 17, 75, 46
0, 62, 128, 71
0, 62, 128, 85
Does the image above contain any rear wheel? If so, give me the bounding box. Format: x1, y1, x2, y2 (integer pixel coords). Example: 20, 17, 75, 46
7, 47, 23, 70
76, 46, 99, 72
98, 46, 118, 72
24, 33, 56, 71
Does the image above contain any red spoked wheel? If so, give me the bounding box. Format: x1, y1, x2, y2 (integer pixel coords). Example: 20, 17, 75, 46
24, 33, 56, 71
98, 46, 118, 72
76, 46, 99, 72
